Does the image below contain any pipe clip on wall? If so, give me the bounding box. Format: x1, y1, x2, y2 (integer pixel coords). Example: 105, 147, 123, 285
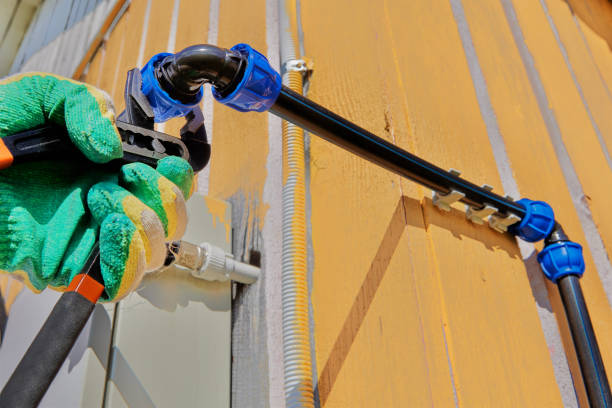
281, 58, 314, 82
141, 42, 612, 407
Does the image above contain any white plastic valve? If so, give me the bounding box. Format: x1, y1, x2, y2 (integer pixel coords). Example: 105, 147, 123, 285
169, 241, 260, 284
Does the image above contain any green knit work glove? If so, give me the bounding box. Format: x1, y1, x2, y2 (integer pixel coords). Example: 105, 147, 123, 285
0, 73, 194, 301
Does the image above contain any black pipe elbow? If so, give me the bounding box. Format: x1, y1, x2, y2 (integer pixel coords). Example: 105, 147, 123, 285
155, 44, 246, 104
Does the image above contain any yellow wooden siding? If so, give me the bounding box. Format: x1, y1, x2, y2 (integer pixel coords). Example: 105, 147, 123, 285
74, 0, 612, 406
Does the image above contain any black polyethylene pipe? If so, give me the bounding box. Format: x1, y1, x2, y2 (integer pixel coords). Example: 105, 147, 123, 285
270, 87, 525, 219
558, 275, 612, 407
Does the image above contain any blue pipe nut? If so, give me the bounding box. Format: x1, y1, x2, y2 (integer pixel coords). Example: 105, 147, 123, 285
141, 53, 203, 122
538, 241, 585, 282
511, 198, 555, 242
213, 43, 282, 112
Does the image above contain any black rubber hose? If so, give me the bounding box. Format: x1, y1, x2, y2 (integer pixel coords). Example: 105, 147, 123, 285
0, 291, 96, 408
155, 44, 245, 104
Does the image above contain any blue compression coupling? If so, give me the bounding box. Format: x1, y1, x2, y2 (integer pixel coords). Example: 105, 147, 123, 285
511, 198, 555, 242
213, 43, 282, 112
141, 53, 203, 122
538, 241, 585, 282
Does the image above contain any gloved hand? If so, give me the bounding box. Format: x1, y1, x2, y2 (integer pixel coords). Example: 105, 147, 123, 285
0, 73, 194, 301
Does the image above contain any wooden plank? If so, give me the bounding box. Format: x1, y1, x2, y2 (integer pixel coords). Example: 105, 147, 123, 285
299, 1, 452, 406
97, 4, 129, 96
105, 0, 150, 113
457, 0, 599, 404
384, 1, 563, 403
510, 0, 612, 381
211, 1, 271, 407
543, 0, 612, 170
83, 41, 105, 86
565, 0, 612, 50
163, 0, 211, 140
72, 0, 129, 81
210, 0, 268, 200
140, 0, 173, 73
576, 18, 612, 110
380, 0, 564, 404
301, 0, 565, 405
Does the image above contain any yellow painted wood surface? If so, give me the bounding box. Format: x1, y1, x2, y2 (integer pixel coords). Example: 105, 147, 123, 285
511, 0, 612, 382
209, 0, 269, 203
302, 0, 565, 406
67, 0, 612, 406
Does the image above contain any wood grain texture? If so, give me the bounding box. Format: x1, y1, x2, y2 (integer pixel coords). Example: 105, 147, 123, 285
106, 0, 151, 113
510, 0, 612, 379
544, 0, 612, 170
458, 0, 601, 403
163, 0, 211, 140
578, 18, 612, 99
302, 0, 563, 406
211, 1, 274, 407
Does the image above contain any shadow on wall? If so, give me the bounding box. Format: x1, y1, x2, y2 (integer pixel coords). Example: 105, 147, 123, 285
314, 195, 527, 406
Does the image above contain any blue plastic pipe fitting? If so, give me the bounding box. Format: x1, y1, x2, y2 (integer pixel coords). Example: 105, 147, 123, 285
213, 43, 282, 112
141, 53, 204, 122
538, 241, 585, 282
511, 198, 555, 242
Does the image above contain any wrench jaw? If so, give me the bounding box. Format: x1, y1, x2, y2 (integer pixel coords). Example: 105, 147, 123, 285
118, 68, 210, 172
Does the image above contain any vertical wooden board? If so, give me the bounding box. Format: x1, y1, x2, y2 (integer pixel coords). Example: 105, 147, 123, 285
510, 0, 612, 373
511, 0, 612, 285
97, 6, 129, 97
209, 0, 268, 200
324, 228, 455, 408
141, 0, 174, 65
383, 0, 563, 405
300, 0, 403, 376
544, 0, 612, 164
577, 18, 612, 104
110, 0, 151, 113
459, 0, 608, 403
298, 1, 456, 405
429, 207, 564, 406
82, 40, 105, 86
173, 0, 211, 52
565, 0, 612, 50
163, 0, 211, 139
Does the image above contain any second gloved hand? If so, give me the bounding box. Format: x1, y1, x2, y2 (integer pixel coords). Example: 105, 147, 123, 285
88, 157, 193, 300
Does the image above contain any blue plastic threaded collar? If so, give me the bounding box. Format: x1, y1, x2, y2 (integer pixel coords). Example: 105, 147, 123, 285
537, 241, 585, 282
511, 198, 555, 242
213, 43, 281, 112
141, 53, 203, 122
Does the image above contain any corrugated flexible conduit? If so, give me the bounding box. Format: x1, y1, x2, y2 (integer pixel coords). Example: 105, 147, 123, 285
279, 0, 315, 407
